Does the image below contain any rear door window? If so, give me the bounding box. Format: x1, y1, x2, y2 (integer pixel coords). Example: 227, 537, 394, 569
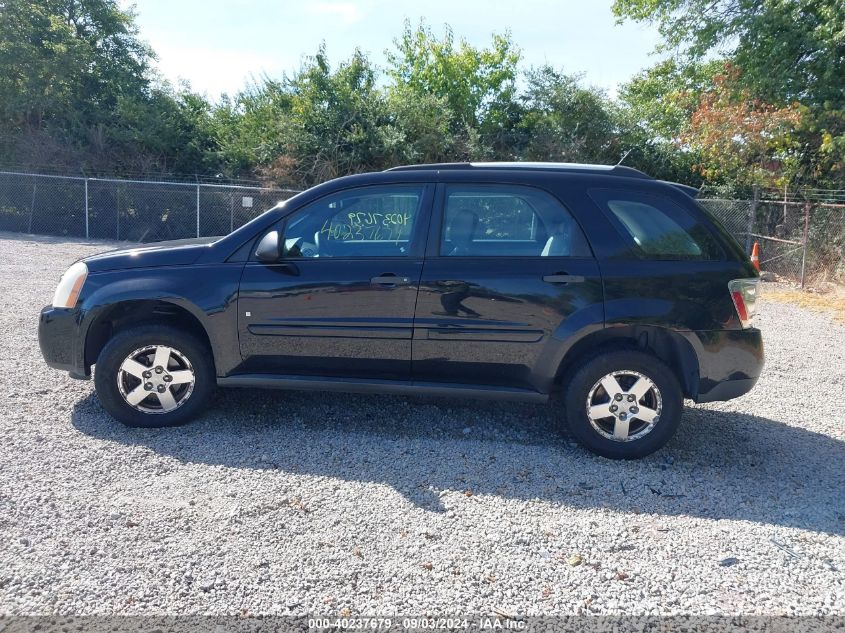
440, 184, 592, 257
589, 189, 723, 260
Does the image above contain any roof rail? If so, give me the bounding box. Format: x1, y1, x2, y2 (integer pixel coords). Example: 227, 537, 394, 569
387, 161, 652, 179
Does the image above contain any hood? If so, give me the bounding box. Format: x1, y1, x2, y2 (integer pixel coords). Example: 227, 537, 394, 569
83, 236, 219, 272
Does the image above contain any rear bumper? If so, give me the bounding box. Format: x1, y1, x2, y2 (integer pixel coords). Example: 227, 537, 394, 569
691, 328, 763, 403
39, 306, 89, 379
696, 376, 759, 402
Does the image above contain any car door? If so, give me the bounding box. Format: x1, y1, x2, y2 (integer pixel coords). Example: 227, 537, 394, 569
412, 183, 603, 392
238, 184, 433, 380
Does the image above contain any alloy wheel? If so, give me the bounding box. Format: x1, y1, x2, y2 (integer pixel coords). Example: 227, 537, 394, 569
116, 345, 196, 414
585, 370, 663, 442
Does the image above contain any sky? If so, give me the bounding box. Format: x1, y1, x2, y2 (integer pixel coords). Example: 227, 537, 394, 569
129, 0, 665, 100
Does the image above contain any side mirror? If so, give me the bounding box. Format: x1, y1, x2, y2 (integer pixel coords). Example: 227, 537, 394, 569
255, 230, 281, 263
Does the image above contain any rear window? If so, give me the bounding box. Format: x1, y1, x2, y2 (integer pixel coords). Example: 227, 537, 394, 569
589, 189, 723, 260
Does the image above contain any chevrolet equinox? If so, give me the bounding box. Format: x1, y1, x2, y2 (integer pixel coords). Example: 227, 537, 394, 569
39, 163, 763, 458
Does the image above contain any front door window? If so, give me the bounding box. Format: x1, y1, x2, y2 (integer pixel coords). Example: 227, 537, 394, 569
283, 186, 425, 258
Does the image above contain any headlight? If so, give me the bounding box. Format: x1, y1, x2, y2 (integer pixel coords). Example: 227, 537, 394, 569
52, 261, 88, 308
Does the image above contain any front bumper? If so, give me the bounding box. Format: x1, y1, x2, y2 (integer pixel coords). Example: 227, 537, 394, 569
691, 328, 764, 403
39, 306, 89, 379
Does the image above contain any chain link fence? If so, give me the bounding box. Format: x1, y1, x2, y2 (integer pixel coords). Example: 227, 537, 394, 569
699, 196, 845, 287
2, 169, 842, 287
0, 170, 299, 242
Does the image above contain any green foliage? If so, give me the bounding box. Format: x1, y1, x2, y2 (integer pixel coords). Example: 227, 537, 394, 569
289, 48, 386, 182
684, 68, 805, 188
612, 58, 731, 186
613, 0, 844, 106
3, 1, 840, 192
517, 66, 620, 164
0, 0, 151, 132
613, 0, 845, 185
619, 58, 724, 141
386, 20, 520, 133
383, 85, 455, 164
255, 47, 391, 186
208, 79, 293, 176
0, 0, 226, 175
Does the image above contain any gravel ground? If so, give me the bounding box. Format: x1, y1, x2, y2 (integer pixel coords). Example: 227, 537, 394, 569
0, 232, 843, 617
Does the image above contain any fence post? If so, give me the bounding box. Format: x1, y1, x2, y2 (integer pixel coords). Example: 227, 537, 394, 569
196, 183, 200, 238
28, 179, 37, 233
745, 186, 758, 254
800, 203, 810, 288
84, 178, 89, 239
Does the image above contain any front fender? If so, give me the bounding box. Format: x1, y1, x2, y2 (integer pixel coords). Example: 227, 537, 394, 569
77, 264, 244, 376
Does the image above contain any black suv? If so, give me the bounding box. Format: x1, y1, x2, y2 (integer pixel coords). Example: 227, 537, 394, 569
39, 163, 763, 458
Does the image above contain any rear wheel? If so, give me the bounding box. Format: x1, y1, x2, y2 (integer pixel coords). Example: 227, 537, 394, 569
94, 324, 214, 428
562, 350, 683, 459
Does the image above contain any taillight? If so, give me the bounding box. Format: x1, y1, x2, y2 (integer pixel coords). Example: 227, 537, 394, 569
728, 279, 760, 328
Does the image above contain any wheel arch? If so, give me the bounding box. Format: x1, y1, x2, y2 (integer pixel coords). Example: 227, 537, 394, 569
83, 299, 215, 373
554, 325, 701, 399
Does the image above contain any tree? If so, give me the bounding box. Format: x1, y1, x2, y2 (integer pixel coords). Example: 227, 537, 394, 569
612, 0, 844, 107
0, 0, 231, 177
266, 47, 390, 185
386, 20, 520, 137
618, 58, 725, 142
517, 66, 620, 164
0, 0, 153, 132
612, 59, 730, 185
383, 85, 455, 165
612, 0, 845, 184
210, 78, 294, 178
683, 67, 803, 189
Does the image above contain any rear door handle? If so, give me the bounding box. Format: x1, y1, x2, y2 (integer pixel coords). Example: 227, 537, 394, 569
543, 273, 585, 284
371, 274, 412, 286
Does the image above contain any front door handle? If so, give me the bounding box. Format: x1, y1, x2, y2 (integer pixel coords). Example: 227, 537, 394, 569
543, 273, 585, 284
371, 274, 412, 286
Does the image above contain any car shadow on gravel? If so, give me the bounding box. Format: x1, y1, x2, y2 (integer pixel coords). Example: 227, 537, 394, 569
70, 389, 845, 536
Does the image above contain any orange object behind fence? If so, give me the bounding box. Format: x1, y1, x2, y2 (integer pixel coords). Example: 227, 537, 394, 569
750, 242, 760, 271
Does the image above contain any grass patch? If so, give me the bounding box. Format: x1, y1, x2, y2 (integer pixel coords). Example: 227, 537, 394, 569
764, 284, 845, 323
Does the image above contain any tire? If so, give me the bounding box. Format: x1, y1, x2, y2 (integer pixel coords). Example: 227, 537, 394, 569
562, 350, 683, 459
94, 324, 215, 428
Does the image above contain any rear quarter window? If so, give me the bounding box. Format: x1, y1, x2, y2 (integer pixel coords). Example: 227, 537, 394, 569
589, 189, 724, 260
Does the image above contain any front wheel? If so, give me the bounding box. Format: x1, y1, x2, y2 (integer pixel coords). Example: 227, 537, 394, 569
562, 350, 683, 459
94, 324, 215, 428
